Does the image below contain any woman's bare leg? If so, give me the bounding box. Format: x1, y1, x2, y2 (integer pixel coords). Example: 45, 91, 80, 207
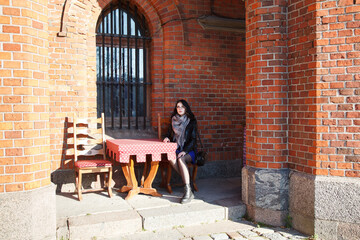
168, 157, 180, 175
178, 154, 192, 184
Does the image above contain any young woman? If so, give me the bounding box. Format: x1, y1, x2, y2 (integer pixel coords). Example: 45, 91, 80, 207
163, 99, 197, 204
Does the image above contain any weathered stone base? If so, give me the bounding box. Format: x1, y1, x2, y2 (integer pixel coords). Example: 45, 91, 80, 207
242, 166, 290, 226
289, 171, 360, 240
0, 184, 56, 240
246, 204, 288, 227
289, 171, 315, 235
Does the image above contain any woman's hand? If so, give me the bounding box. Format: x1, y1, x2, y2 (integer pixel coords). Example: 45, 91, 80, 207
177, 151, 186, 158
163, 137, 170, 143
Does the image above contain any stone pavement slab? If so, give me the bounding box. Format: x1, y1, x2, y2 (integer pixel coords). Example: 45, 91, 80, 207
193, 235, 214, 240
178, 220, 254, 238
253, 227, 274, 235
238, 229, 260, 238
211, 232, 230, 240
262, 232, 288, 240
118, 228, 185, 240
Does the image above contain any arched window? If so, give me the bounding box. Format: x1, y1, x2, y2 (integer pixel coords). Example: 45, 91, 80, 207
96, 1, 151, 130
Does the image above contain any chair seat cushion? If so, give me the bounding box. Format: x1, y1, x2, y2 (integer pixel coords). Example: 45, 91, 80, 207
75, 159, 112, 168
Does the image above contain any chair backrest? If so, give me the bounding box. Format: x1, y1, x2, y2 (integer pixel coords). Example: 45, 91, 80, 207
73, 113, 106, 162
158, 113, 161, 140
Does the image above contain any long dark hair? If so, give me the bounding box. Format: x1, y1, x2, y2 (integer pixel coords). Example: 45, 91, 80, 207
171, 99, 196, 120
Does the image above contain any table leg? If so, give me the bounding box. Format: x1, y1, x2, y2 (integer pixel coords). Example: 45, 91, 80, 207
140, 161, 162, 197
140, 160, 149, 187
118, 163, 132, 193
125, 157, 140, 200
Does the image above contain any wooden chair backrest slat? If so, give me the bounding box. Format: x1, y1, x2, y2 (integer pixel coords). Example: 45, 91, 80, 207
73, 113, 106, 162
75, 138, 103, 146
77, 148, 104, 157
69, 128, 102, 135
66, 148, 75, 155
76, 118, 102, 125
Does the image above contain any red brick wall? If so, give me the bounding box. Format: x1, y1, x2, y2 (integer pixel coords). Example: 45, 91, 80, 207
154, 0, 246, 162
314, 0, 360, 177
48, 0, 101, 170
47, 0, 246, 170
288, 0, 360, 177
245, 0, 288, 169
287, 0, 318, 174
0, 0, 50, 192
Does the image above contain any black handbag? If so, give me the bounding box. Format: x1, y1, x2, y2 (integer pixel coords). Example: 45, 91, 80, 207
196, 129, 207, 166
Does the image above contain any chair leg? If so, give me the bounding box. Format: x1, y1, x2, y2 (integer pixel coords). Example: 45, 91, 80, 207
107, 167, 113, 198
75, 171, 79, 192
159, 162, 166, 188
77, 170, 83, 201
192, 165, 198, 192
166, 162, 172, 194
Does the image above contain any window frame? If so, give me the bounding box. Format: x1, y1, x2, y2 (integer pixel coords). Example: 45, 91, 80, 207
95, 1, 152, 132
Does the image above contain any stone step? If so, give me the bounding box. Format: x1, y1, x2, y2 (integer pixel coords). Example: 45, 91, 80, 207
139, 202, 226, 231
57, 209, 142, 240
56, 200, 246, 239
56, 177, 246, 239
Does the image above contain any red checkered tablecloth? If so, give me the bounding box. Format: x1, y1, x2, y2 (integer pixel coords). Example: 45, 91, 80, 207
106, 139, 177, 163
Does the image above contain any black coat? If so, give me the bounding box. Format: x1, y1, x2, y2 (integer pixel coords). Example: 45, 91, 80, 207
166, 118, 197, 154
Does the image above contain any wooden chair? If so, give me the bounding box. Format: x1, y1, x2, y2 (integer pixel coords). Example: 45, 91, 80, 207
158, 113, 199, 194
72, 113, 113, 201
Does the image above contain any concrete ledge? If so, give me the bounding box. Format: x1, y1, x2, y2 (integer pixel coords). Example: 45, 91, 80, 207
0, 184, 56, 240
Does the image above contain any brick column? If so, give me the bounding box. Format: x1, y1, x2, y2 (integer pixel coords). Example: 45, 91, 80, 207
0, 0, 55, 239
287, 0, 360, 238
242, 0, 289, 226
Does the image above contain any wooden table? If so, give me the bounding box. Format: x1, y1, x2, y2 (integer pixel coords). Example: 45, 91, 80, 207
106, 139, 177, 200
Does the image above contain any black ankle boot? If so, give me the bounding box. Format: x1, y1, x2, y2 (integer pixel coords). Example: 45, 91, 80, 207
181, 183, 194, 204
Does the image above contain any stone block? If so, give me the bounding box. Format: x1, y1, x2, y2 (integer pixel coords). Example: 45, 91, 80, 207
289, 171, 315, 236
290, 171, 360, 239
255, 168, 289, 211
314, 176, 360, 223
314, 219, 338, 240
0, 185, 56, 240
241, 167, 249, 204
289, 171, 315, 218
315, 219, 360, 240
291, 212, 314, 236
253, 206, 288, 227
338, 221, 360, 240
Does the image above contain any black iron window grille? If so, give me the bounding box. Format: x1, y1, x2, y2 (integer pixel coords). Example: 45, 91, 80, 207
96, 1, 151, 130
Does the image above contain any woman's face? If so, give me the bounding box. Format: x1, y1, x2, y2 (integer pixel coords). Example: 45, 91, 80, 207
176, 102, 186, 116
